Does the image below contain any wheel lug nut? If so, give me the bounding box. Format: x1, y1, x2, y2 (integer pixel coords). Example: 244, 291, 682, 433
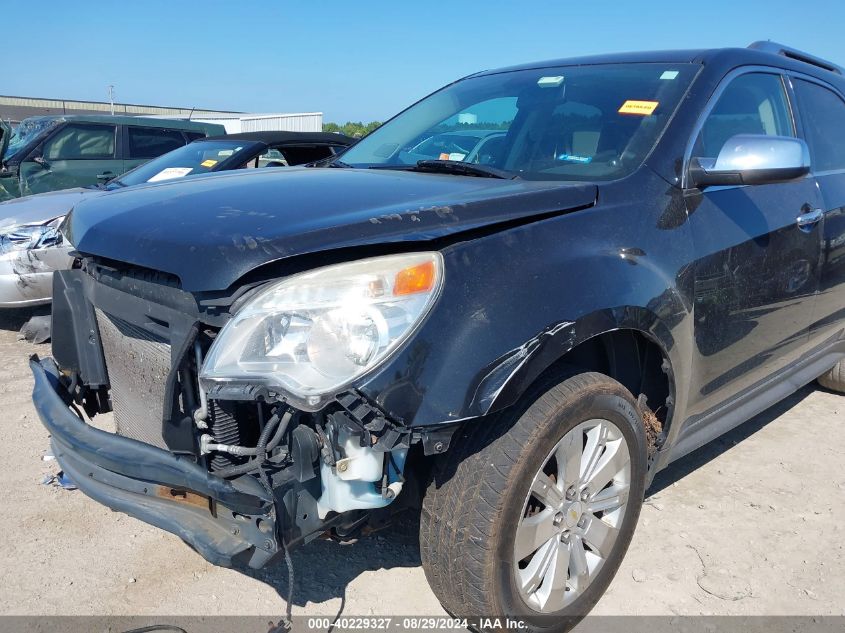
565, 487, 576, 500
580, 489, 589, 501
577, 516, 587, 529
560, 532, 569, 543
553, 512, 565, 528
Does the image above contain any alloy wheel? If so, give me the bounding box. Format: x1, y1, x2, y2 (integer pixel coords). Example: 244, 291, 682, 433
513, 418, 632, 612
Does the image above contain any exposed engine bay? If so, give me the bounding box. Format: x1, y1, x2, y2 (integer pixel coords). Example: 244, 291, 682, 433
39, 255, 450, 569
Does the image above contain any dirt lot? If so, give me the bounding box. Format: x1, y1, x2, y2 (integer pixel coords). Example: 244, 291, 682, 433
1, 306, 843, 621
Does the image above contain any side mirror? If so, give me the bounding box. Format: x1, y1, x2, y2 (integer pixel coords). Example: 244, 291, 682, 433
689, 134, 810, 188
33, 156, 50, 169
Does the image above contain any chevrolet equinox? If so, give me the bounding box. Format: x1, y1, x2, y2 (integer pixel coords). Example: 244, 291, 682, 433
32, 41, 845, 630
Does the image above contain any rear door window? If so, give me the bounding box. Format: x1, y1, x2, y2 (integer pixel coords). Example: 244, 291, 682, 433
44, 123, 116, 160
793, 79, 845, 173
127, 127, 188, 159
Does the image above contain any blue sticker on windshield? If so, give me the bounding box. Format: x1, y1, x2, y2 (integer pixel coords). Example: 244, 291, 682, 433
557, 154, 592, 164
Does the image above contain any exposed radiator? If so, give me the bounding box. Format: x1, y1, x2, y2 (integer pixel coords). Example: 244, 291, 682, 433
95, 308, 171, 449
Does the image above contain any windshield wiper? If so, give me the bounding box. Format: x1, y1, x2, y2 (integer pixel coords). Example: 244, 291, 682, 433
413, 160, 516, 180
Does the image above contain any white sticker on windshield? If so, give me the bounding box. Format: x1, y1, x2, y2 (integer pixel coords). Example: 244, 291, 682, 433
147, 167, 193, 183
660, 70, 679, 80
448, 152, 466, 161
538, 75, 565, 88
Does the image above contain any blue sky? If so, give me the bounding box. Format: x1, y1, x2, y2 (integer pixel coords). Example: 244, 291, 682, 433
5, 0, 844, 123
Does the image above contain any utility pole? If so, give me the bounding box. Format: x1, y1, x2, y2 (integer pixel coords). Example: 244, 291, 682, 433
107, 85, 115, 115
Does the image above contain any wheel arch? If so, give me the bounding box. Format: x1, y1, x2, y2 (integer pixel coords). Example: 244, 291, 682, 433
481, 307, 679, 448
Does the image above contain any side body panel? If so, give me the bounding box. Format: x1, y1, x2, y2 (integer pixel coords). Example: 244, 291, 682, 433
789, 75, 845, 347
681, 180, 823, 421
811, 173, 845, 344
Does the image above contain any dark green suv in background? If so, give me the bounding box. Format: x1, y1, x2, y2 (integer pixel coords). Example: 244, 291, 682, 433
0, 115, 224, 200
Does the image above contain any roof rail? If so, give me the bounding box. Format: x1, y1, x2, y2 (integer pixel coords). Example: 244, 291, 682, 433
748, 41, 843, 75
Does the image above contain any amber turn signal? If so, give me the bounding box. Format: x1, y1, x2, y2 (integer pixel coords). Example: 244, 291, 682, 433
394, 260, 437, 296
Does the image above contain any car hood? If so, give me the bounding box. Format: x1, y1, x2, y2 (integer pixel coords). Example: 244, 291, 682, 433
0, 187, 101, 230
66, 167, 597, 292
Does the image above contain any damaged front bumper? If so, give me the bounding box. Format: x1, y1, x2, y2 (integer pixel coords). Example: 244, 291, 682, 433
30, 356, 280, 569
0, 245, 73, 307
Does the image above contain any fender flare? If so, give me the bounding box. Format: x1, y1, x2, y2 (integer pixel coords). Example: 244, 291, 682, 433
469, 306, 680, 419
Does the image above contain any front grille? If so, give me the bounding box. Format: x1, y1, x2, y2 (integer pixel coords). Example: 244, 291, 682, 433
95, 308, 171, 449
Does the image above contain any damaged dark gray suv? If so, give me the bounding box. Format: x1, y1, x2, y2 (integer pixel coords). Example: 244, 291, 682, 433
32, 41, 845, 629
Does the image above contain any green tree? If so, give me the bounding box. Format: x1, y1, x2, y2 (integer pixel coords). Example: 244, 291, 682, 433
323, 121, 382, 138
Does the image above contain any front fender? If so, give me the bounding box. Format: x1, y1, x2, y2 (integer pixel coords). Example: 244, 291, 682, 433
477, 306, 681, 418
357, 174, 695, 428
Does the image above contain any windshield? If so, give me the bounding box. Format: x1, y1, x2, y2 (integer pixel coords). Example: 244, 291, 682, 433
5, 118, 60, 162
111, 140, 254, 188
340, 63, 698, 181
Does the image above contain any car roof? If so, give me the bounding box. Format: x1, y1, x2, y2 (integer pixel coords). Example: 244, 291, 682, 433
472, 43, 845, 86
202, 131, 355, 146
20, 114, 221, 131
475, 49, 709, 75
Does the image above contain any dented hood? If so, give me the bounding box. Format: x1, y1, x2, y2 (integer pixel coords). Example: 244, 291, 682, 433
0, 187, 101, 230
66, 167, 597, 292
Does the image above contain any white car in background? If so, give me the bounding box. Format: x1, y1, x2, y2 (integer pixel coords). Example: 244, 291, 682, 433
0, 192, 77, 306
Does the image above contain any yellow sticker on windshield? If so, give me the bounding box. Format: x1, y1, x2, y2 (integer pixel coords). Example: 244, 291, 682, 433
618, 100, 659, 116
201, 159, 218, 168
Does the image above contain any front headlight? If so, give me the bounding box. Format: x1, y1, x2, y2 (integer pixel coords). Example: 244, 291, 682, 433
200, 252, 443, 409
0, 218, 64, 255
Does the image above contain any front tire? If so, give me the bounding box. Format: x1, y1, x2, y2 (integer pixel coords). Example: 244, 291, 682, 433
420, 372, 647, 632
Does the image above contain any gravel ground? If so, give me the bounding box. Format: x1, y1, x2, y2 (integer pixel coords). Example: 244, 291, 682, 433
0, 306, 843, 621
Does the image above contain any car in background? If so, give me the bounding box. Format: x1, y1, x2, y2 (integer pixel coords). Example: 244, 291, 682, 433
116, 131, 353, 183
0, 131, 354, 307
0, 115, 225, 201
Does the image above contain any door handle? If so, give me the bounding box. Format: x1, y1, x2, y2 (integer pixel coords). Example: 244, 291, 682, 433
796, 208, 823, 232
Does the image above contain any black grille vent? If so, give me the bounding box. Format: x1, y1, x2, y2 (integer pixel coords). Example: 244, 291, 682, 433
90, 258, 182, 288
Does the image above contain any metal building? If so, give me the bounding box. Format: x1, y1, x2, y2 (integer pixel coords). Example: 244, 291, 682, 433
191, 113, 324, 133
0, 95, 324, 133
0, 94, 240, 125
